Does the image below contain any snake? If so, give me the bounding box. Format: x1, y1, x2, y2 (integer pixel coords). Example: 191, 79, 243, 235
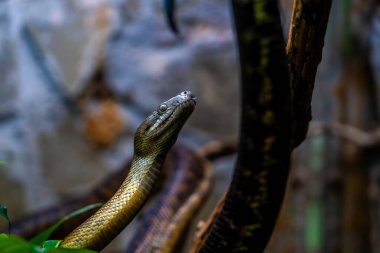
7, 1, 306, 252
11, 1, 290, 252
124, 144, 212, 253
8, 141, 236, 252
8, 142, 231, 253
9, 151, 176, 241
190, 1, 293, 252
57, 91, 196, 251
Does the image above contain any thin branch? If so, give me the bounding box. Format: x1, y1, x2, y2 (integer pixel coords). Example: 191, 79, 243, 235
309, 122, 380, 148
287, 0, 333, 148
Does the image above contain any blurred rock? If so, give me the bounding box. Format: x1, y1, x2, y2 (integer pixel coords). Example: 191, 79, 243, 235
14, 0, 113, 96
107, 0, 239, 139
371, 8, 380, 107
0, 3, 18, 120
0, 0, 120, 218
84, 99, 125, 148
37, 115, 108, 196
0, 121, 56, 216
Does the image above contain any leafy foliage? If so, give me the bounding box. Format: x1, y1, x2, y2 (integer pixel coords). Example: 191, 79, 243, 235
0, 204, 11, 234
0, 235, 97, 253
42, 240, 61, 250
0, 234, 36, 253
0, 161, 11, 170
0, 203, 102, 253
30, 203, 102, 245
0, 204, 10, 224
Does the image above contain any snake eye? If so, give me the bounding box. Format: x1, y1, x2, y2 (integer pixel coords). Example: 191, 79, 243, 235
158, 104, 168, 113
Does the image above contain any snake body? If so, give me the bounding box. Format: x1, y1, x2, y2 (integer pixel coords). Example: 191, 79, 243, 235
60, 91, 196, 251
9, 160, 133, 240
9, 142, 237, 253
10, 156, 181, 240
125, 144, 212, 253
9, 143, 220, 253
194, 1, 292, 252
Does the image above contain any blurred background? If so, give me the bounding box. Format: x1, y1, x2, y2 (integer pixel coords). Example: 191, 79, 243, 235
0, 0, 379, 252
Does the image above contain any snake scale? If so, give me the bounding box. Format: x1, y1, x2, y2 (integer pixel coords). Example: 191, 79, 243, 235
59, 91, 196, 251
124, 146, 212, 253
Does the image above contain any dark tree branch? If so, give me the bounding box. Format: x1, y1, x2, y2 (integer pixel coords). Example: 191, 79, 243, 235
287, 0, 333, 148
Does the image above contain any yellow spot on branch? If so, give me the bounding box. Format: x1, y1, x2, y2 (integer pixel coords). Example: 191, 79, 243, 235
258, 78, 273, 105
254, 1, 270, 24
243, 29, 255, 44
262, 110, 275, 125
264, 136, 276, 152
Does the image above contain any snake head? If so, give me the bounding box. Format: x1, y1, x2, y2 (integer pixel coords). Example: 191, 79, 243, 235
134, 91, 196, 156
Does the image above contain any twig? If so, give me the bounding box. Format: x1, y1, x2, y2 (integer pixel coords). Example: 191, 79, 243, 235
287, 0, 333, 148
309, 122, 380, 148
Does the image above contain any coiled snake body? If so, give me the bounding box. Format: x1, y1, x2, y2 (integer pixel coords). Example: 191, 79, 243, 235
60, 91, 196, 251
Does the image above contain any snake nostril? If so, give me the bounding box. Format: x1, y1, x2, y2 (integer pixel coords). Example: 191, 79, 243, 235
181, 91, 196, 100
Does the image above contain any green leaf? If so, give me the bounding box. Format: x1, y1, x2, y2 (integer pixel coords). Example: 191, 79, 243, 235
0, 204, 10, 222
0, 234, 37, 253
0, 204, 11, 234
30, 203, 102, 246
0, 161, 11, 170
42, 240, 61, 250
0, 234, 96, 253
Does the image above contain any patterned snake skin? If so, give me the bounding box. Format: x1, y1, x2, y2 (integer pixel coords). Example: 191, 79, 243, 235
125, 144, 213, 253
194, 1, 293, 252
60, 91, 196, 251
8, 142, 237, 253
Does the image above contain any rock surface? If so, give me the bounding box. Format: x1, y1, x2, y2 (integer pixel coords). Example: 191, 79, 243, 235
107, 0, 239, 139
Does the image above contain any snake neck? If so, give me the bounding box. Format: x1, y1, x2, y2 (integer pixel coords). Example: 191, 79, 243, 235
60, 153, 166, 251
129, 154, 166, 192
